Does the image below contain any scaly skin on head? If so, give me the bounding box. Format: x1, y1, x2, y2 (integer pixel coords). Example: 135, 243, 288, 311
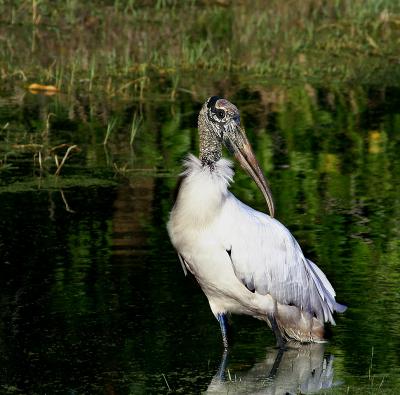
197, 96, 275, 217
198, 103, 223, 168
198, 96, 241, 168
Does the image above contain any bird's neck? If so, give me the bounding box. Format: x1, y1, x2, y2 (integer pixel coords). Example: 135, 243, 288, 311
198, 121, 222, 168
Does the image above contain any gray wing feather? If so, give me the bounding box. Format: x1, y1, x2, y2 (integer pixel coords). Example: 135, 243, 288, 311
223, 196, 346, 324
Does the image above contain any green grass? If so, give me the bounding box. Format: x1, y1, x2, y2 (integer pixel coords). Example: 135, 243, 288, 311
103, 117, 118, 145
0, 0, 400, 98
129, 112, 142, 145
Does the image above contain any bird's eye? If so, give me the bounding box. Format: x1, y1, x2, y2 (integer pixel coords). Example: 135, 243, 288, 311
216, 109, 225, 120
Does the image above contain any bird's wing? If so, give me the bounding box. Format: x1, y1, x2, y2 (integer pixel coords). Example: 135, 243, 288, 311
219, 194, 346, 324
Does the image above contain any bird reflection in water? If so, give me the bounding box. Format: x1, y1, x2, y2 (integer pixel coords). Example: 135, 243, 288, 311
207, 343, 337, 394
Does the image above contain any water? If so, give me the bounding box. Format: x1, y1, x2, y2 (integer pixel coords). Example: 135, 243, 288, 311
0, 84, 400, 394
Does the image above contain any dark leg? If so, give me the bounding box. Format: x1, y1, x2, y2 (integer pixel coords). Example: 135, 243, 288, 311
217, 313, 229, 349
216, 348, 229, 380
268, 314, 286, 349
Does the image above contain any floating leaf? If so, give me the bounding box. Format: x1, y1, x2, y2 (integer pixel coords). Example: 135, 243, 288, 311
28, 83, 60, 94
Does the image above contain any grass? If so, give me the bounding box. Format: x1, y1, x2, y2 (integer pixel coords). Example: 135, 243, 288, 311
0, 0, 399, 100
0, 104, 81, 177
0, 174, 117, 193
129, 112, 142, 146
103, 117, 118, 145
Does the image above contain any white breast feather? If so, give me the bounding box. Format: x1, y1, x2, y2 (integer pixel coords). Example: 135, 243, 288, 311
169, 154, 234, 228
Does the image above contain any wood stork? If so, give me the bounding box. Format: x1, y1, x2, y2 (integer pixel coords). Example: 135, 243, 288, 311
167, 96, 346, 348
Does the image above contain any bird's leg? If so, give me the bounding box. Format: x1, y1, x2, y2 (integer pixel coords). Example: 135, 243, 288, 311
217, 313, 229, 349
216, 348, 229, 380
268, 314, 286, 349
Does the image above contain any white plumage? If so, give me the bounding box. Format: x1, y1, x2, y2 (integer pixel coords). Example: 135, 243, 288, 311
168, 97, 346, 346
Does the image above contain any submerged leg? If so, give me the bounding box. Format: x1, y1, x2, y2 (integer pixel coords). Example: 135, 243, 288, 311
216, 349, 229, 380
217, 313, 229, 349
268, 314, 286, 349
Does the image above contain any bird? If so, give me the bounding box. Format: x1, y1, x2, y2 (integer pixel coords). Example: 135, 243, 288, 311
167, 96, 346, 348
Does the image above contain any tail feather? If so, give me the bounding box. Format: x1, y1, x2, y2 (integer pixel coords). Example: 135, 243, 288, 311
306, 259, 347, 321
334, 302, 347, 313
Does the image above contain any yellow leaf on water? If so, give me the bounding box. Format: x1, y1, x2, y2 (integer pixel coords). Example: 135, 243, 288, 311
28, 83, 59, 93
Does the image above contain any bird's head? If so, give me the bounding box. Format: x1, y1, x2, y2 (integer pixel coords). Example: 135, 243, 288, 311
199, 96, 275, 217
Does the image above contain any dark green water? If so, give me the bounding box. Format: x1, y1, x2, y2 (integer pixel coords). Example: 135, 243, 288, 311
0, 83, 400, 394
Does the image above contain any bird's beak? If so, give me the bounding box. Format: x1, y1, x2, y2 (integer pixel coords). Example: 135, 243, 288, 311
228, 127, 275, 217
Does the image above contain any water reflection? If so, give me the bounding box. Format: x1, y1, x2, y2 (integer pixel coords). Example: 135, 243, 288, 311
1, 83, 400, 392
207, 343, 335, 395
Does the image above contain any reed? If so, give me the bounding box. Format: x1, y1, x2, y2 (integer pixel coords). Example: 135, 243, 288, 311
103, 117, 118, 145
129, 113, 142, 146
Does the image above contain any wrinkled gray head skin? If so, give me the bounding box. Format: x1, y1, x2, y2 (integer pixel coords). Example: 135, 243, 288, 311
198, 96, 275, 217
203, 96, 241, 144
198, 96, 245, 165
